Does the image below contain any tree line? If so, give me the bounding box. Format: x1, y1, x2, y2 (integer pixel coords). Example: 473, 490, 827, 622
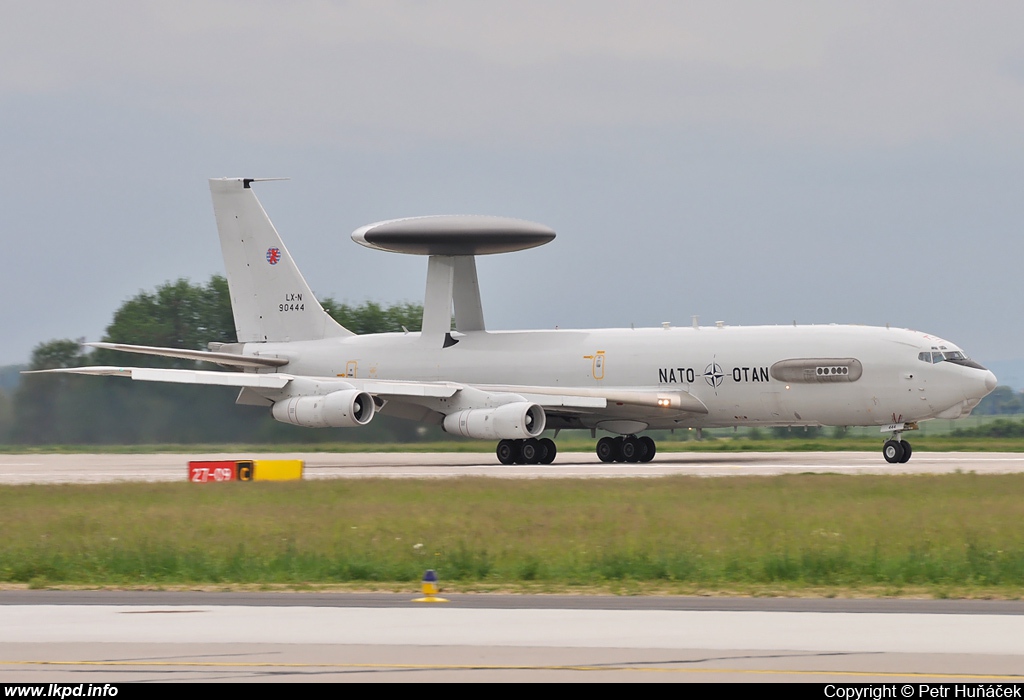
1, 276, 430, 444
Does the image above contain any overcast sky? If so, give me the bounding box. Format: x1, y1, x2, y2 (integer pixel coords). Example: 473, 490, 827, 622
2, 1, 1023, 368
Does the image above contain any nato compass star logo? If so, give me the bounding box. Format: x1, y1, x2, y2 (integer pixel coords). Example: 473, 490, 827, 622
266, 247, 281, 265
704, 362, 724, 388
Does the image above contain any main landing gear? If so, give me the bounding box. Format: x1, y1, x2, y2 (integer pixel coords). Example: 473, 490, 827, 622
496, 438, 557, 465
596, 435, 656, 463
883, 434, 913, 464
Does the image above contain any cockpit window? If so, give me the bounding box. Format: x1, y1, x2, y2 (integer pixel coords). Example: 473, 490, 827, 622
917, 349, 987, 370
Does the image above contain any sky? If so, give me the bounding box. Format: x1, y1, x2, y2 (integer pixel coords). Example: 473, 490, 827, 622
2, 1, 1023, 370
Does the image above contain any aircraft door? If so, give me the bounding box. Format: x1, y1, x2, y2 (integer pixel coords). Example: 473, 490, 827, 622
760, 392, 786, 421
582, 350, 606, 381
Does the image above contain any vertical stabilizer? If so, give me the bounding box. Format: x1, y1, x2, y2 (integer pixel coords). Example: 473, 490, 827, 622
209, 178, 352, 342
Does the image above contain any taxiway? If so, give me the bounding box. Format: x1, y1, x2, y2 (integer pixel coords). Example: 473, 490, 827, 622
0, 593, 1022, 682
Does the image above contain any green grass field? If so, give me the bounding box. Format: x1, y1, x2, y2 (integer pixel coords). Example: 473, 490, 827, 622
2, 474, 1023, 597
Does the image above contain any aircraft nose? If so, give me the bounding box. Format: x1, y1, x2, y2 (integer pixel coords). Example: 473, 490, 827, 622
963, 369, 998, 401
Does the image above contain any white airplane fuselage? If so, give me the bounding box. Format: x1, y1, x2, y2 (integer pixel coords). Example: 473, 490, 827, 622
245, 323, 995, 431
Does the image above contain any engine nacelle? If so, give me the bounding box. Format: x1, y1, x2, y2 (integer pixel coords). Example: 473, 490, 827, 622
272, 390, 375, 428
442, 402, 546, 440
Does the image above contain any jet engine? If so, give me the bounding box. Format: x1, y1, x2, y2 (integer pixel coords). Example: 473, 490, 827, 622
442, 402, 546, 440
272, 390, 375, 428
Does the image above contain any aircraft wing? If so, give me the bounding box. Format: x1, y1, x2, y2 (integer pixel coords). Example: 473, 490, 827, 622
349, 379, 460, 398
511, 392, 606, 409
348, 382, 610, 409
36, 342, 704, 412
475, 384, 709, 413
341, 382, 706, 413
23, 367, 704, 417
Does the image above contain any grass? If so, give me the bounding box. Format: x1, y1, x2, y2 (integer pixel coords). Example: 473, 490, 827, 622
2, 474, 1023, 597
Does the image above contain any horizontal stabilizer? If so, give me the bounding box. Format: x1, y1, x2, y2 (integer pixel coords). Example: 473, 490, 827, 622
86, 342, 289, 369
25, 366, 293, 389
24, 366, 458, 399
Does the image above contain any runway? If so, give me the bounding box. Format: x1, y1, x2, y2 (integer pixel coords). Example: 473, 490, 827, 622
1, 593, 1023, 682
1, 451, 1023, 484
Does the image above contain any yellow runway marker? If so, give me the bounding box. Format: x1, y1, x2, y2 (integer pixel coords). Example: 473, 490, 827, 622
252, 459, 303, 481
413, 568, 448, 603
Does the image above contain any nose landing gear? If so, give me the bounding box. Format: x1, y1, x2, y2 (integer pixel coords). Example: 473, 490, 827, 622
883, 439, 911, 463
882, 424, 914, 464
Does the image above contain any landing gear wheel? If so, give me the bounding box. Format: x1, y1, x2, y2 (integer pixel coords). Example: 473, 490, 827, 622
521, 438, 541, 464
538, 438, 557, 464
496, 439, 519, 465
898, 441, 912, 463
611, 436, 624, 461
621, 436, 640, 463
639, 436, 656, 463
883, 439, 905, 464
596, 437, 617, 463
